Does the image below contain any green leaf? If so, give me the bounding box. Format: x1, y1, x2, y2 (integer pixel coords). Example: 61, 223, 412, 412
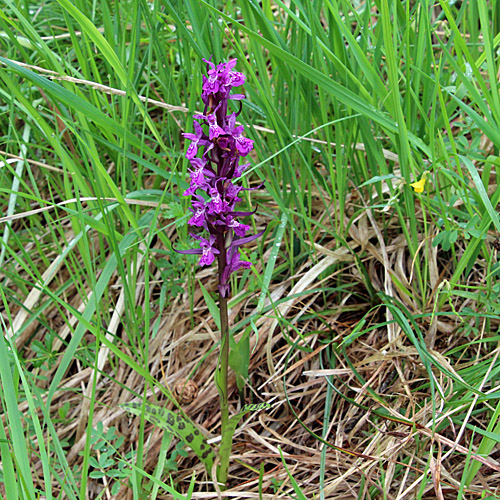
219, 402, 271, 473
461, 155, 500, 233
278, 447, 309, 500
111, 482, 121, 495
229, 333, 250, 394
121, 402, 215, 471
199, 281, 220, 331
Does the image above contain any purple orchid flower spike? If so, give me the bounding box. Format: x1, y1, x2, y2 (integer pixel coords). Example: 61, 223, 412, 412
176, 57, 266, 488
176, 57, 263, 298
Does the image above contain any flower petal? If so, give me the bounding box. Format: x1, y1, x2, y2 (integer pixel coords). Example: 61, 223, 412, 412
410, 178, 426, 193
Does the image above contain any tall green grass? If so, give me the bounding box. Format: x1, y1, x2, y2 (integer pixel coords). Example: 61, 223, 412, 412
0, 0, 499, 498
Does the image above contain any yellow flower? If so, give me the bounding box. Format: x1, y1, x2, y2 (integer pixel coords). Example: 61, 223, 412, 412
410, 177, 426, 193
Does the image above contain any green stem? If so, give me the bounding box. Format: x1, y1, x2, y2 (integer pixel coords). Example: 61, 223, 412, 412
216, 236, 231, 487
217, 292, 230, 486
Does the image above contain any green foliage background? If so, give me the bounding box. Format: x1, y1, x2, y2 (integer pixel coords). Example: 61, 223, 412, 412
0, 0, 500, 498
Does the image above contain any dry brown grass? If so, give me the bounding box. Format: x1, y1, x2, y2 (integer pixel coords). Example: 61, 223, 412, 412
4, 182, 500, 499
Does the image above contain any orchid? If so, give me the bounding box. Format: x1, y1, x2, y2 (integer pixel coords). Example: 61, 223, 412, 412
177, 57, 262, 298
175, 58, 263, 488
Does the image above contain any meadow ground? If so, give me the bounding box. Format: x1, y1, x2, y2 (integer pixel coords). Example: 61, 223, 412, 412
1, 1, 500, 499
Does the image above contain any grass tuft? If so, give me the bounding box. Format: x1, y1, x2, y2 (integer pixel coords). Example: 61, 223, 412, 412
1, 0, 500, 498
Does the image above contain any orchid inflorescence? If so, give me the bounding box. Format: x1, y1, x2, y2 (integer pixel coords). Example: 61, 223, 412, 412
177, 58, 263, 298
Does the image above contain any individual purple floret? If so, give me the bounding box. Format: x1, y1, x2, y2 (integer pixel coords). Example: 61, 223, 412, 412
182, 121, 209, 160
176, 58, 263, 298
190, 233, 220, 266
